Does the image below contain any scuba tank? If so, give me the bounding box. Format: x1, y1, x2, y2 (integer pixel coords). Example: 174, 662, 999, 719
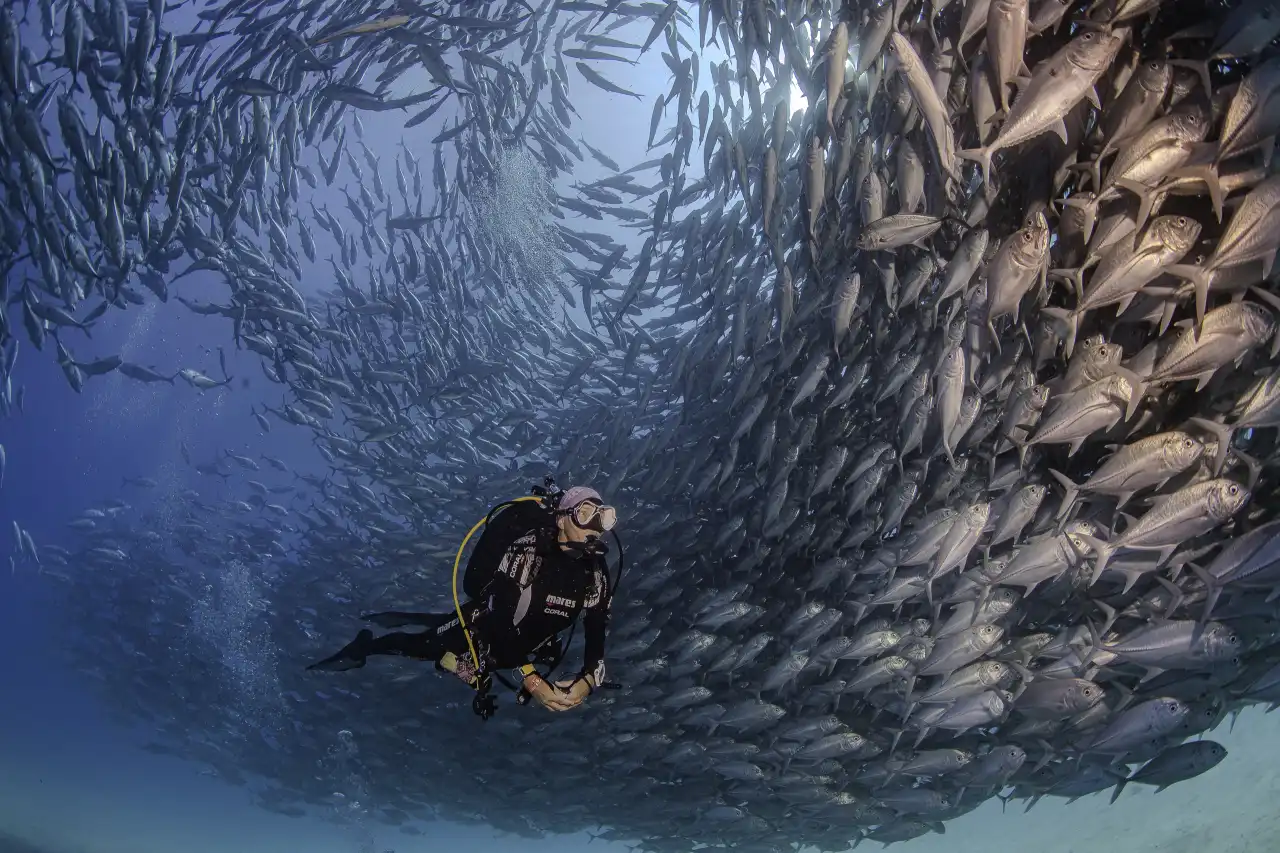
462, 487, 559, 600
457, 477, 563, 720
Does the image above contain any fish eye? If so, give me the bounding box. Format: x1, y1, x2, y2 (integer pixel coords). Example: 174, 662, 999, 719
1229, 485, 1240, 495
1184, 439, 1195, 448
1149, 61, 1160, 69
1166, 700, 1179, 712
1177, 217, 1187, 226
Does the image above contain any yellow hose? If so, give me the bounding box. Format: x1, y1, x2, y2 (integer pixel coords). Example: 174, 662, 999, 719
451, 496, 545, 684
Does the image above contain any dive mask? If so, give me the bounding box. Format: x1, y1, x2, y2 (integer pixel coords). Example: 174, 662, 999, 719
571, 501, 617, 532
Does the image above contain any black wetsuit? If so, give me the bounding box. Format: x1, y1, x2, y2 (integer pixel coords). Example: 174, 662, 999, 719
316, 527, 612, 685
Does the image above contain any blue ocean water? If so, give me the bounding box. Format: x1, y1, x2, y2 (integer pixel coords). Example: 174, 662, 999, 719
0, 172, 621, 853
5, 241, 1280, 853
0, 8, 670, 850
3, 2, 1280, 853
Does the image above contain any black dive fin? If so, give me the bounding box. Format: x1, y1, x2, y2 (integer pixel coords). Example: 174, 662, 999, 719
307, 629, 374, 671
361, 611, 452, 629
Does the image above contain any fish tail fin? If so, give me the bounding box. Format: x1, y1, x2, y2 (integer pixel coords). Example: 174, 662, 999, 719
1049, 466, 1080, 517
957, 147, 993, 192
1171, 160, 1224, 222
888, 727, 905, 756
1184, 415, 1232, 475
1046, 266, 1084, 305
1076, 533, 1113, 587
1093, 599, 1119, 643
901, 669, 918, 705
1063, 158, 1102, 192
1163, 263, 1212, 339
1110, 365, 1148, 422
1153, 575, 1186, 619
1011, 433, 1030, 469
1188, 562, 1223, 634
1040, 305, 1078, 360
1059, 194, 1100, 228
849, 599, 869, 626
974, 581, 992, 616
1113, 177, 1159, 231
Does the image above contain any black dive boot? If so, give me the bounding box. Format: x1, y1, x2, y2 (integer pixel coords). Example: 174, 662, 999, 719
307, 629, 374, 671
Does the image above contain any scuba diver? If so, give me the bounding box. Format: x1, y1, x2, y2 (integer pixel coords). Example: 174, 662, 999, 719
308, 481, 619, 718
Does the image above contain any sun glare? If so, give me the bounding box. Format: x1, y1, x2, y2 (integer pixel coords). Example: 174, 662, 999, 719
789, 76, 809, 112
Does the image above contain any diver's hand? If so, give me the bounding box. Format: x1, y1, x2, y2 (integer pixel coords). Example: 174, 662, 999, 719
524, 674, 576, 712
551, 677, 593, 711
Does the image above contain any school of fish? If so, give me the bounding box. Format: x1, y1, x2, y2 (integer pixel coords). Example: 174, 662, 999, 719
5, 0, 1280, 849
